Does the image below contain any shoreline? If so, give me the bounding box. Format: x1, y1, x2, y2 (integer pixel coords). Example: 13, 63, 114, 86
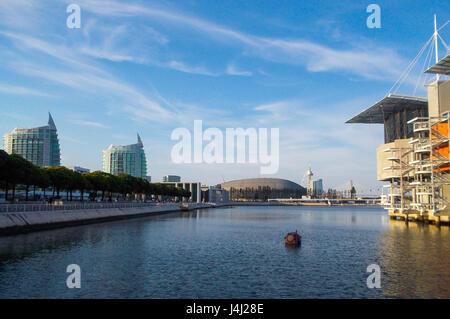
0, 202, 382, 237
0, 203, 212, 237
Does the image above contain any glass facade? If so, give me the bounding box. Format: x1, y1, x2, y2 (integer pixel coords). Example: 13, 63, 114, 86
2, 113, 61, 167
102, 134, 147, 178
161, 182, 201, 203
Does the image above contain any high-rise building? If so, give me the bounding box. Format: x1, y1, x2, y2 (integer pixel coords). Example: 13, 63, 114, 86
102, 134, 147, 178
3, 112, 61, 167
312, 179, 323, 196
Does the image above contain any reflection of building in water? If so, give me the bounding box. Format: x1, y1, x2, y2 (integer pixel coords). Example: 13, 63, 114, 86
377, 222, 450, 298
347, 19, 450, 224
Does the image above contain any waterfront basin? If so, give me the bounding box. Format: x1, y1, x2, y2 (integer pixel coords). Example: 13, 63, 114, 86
0, 206, 449, 298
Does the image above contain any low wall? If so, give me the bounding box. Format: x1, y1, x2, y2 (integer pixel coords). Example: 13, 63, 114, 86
0, 203, 213, 236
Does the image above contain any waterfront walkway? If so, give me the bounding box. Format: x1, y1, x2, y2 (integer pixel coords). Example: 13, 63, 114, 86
0, 202, 168, 213
0, 202, 213, 236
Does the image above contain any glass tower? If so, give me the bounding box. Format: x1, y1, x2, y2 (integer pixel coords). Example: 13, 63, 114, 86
3, 112, 61, 167
102, 134, 147, 178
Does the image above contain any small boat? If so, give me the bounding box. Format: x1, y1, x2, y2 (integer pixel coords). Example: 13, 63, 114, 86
180, 203, 190, 211
284, 230, 301, 247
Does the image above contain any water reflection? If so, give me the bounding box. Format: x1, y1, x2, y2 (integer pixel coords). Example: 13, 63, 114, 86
378, 220, 450, 298
0, 206, 448, 298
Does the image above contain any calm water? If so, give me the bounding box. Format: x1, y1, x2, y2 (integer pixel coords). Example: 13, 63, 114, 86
0, 206, 449, 298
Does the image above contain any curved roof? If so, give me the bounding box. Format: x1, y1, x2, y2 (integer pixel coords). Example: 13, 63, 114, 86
220, 178, 305, 190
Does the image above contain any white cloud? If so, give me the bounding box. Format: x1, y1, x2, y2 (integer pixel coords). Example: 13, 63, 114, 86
69, 119, 110, 129
0, 84, 53, 97
74, 0, 407, 81
226, 64, 252, 76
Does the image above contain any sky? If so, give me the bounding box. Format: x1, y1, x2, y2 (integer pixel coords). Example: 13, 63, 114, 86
0, 0, 449, 193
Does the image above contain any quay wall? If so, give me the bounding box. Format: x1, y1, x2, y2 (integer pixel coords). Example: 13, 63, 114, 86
0, 203, 212, 236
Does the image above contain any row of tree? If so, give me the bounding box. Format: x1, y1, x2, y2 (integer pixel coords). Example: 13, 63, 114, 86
0, 150, 191, 202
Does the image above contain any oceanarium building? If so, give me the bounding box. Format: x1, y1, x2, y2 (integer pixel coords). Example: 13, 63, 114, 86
220, 178, 306, 201
102, 134, 147, 178
3, 113, 61, 167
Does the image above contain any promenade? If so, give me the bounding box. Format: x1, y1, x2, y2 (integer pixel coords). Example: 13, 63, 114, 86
0, 202, 213, 236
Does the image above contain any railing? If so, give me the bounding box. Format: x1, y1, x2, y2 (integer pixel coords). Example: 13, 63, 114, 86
413, 121, 429, 132
0, 202, 175, 213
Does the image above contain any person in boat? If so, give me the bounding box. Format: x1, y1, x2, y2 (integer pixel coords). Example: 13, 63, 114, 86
284, 230, 301, 246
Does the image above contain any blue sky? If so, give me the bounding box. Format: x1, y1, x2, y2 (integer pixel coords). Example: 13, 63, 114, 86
0, 0, 449, 193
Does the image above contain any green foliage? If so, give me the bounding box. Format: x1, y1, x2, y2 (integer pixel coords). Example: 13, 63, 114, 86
0, 152, 191, 201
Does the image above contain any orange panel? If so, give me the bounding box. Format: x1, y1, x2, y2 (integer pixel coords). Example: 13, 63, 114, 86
432, 122, 450, 172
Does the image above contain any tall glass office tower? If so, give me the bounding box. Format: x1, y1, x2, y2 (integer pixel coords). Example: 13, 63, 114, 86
102, 134, 147, 178
3, 113, 61, 167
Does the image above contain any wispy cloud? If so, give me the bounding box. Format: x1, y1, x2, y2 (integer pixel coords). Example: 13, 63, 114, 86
165, 60, 218, 76
74, 0, 407, 81
226, 64, 252, 76
59, 135, 88, 145
0, 30, 177, 123
0, 84, 53, 97
69, 119, 110, 129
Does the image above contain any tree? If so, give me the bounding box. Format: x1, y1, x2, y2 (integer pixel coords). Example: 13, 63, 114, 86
0, 150, 11, 201
7, 154, 29, 201
44, 166, 73, 198
37, 169, 51, 199
68, 170, 91, 201
350, 186, 356, 199
85, 171, 110, 201
20, 160, 40, 201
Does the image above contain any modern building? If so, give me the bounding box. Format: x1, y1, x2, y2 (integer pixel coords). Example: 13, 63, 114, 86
102, 134, 147, 178
201, 186, 229, 203
3, 112, 61, 167
220, 178, 306, 201
68, 166, 90, 173
304, 168, 323, 197
312, 179, 323, 196
146, 176, 152, 182
162, 181, 201, 203
347, 30, 450, 224
163, 175, 181, 183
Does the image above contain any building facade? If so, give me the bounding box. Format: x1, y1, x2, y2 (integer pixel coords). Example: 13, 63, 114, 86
201, 186, 229, 203
312, 179, 323, 196
102, 134, 147, 178
220, 178, 306, 201
3, 113, 61, 167
162, 181, 201, 203
69, 166, 90, 173
163, 175, 181, 183
347, 53, 450, 224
